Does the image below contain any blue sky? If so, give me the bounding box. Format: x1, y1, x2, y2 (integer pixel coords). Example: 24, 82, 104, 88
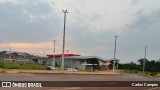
0, 0, 160, 63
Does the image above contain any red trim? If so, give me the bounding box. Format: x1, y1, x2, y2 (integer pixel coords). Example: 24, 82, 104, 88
47, 54, 80, 58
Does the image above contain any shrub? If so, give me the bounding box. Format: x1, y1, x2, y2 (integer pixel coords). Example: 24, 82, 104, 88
6, 66, 19, 69
133, 70, 138, 73
0, 65, 4, 68
150, 72, 157, 76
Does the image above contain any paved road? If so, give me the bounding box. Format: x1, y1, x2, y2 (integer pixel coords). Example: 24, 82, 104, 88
0, 73, 160, 90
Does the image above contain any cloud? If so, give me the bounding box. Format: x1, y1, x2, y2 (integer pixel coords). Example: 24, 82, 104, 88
0, 0, 160, 63
118, 9, 160, 62
131, 0, 139, 5
0, 0, 61, 43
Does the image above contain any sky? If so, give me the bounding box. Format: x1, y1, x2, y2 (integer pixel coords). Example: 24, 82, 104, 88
0, 0, 160, 63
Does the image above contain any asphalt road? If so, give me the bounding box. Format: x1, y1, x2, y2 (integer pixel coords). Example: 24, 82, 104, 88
0, 73, 160, 90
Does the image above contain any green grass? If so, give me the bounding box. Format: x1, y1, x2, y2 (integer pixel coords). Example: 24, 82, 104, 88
0, 64, 48, 70
123, 69, 159, 77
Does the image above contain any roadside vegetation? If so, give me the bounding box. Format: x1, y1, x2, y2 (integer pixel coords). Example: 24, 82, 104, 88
119, 58, 160, 77
0, 63, 48, 70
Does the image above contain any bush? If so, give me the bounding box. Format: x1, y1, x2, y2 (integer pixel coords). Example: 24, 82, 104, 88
4, 64, 19, 69
2, 64, 47, 70
7, 66, 19, 69
0, 65, 4, 68
145, 72, 150, 75
133, 70, 138, 73
150, 72, 157, 76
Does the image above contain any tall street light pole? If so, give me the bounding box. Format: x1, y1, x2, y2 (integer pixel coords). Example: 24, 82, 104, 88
9, 47, 12, 61
113, 35, 118, 73
0, 41, 2, 65
143, 46, 147, 73
0, 41, 5, 66
62, 10, 68, 71
0, 41, 1, 51
53, 40, 56, 67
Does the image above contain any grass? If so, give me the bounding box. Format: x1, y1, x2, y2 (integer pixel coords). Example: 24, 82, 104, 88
0, 63, 48, 70
123, 69, 160, 77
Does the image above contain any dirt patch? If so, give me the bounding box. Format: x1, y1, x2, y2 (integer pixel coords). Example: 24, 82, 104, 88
0, 70, 6, 73
0, 69, 19, 73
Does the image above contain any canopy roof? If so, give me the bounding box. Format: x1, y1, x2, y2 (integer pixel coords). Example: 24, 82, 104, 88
64, 56, 108, 62
47, 54, 80, 58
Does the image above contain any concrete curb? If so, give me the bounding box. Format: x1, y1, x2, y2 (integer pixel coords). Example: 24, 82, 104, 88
0, 69, 121, 75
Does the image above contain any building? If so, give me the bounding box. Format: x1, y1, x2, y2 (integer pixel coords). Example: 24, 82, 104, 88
108, 58, 120, 69
0, 51, 36, 64
45, 54, 112, 71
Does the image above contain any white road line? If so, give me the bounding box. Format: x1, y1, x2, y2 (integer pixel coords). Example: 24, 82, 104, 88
148, 88, 157, 90
48, 87, 81, 90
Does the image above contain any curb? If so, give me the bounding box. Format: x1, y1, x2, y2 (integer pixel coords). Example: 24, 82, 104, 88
0, 69, 121, 75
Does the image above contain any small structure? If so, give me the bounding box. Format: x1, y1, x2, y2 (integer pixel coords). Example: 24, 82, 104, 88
108, 58, 120, 70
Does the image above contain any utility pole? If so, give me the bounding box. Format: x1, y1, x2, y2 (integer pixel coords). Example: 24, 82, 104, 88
0, 41, 3, 64
62, 10, 68, 71
9, 47, 12, 61
43, 52, 45, 57
24, 53, 26, 64
53, 40, 56, 67
0, 41, 5, 66
66, 50, 69, 54
0, 41, 1, 50
143, 46, 147, 73
113, 35, 118, 73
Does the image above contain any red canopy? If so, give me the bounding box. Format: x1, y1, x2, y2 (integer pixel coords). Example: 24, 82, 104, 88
47, 54, 80, 58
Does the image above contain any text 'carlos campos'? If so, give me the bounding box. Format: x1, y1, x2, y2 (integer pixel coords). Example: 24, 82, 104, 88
132, 82, 158, 87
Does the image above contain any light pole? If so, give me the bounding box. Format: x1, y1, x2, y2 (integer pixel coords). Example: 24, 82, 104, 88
143, 46, 147, 73
0, 41, 5, 66
0, 41, 2, 65
53, 40, 56, 67
0, 41, 1, 51
9, 47, 12, 61
43, 52, 45, 57
66, 50, 69, 54
24, 52, 26, 64
62, 10, 68, 71
0, 41, 2, 52
113, 35, 118, 73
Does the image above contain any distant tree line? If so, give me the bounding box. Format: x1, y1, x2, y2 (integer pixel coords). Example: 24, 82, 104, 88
119, 58, 160, 73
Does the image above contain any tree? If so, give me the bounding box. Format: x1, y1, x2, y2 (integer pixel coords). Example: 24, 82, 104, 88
138, 58, 148, 65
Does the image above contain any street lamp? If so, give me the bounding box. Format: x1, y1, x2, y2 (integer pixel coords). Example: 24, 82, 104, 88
9, 47, 12, 61
143, 46, 147, 73
43, 52, 45, 57
66, 50, 69, 54
0, 41, 1, 52
0, 41, 5, 66
0, 41, 2, 65
62, 10, 68, 71
53, 40, 56, 67
113, 35, 118, 73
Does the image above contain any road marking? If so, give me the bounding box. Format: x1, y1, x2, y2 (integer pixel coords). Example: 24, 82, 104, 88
148, 88, 157, 90
48, 87, 81, 90
65, 87, 81, 90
